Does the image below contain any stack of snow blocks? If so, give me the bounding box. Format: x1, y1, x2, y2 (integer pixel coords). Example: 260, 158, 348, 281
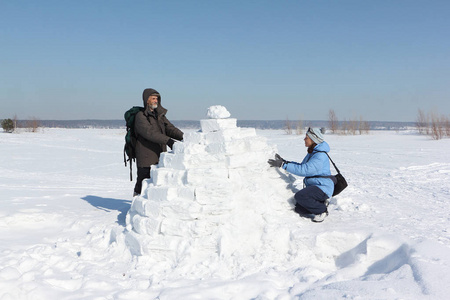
125, 106, 274, 256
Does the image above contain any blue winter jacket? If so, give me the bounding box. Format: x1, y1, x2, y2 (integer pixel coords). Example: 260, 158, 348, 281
282, 141, 334, 198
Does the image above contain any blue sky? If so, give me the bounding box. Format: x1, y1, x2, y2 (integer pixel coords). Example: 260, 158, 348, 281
1, 1, 449, 121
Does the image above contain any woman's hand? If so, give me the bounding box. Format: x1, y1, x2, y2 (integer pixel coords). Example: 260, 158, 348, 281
268, 153, 286, 168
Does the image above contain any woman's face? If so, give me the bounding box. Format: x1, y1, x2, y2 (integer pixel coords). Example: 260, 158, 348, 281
304, 135, 314, 148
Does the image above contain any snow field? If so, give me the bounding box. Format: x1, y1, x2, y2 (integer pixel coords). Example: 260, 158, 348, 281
0, 124, 449, 299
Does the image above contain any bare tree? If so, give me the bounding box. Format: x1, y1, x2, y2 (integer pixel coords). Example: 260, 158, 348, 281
328, 109, 338, 134
359, 116, 370, 134
348, 117, 358, 135
340, 118, 349, 135
13, 114, 17, 132
416, 109, 429, 135
296, 116, 304, 135
284, 117, 292, 135
416, 109, 449, 140
429, 112, 443, 140
26, 117, 41, 133
444, 115, 450, 137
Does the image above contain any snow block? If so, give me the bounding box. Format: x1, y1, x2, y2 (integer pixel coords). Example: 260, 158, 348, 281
183, 131, 204, 144
228, 168, 245, 182
124, 231, 143, 256
226, 151, 268, 169
130, 197, 146, 217
195, 184, 232, 205
245, 136, 270, 152
158, 152, 174, 168
141, 200, 160, 219
200, 118, 237, 133
239, 127, 256, 138
200, 204, 233, 215
140, 178, 152, 196
204, 128, 241, 143
205, 140, 248, 155
129, 212, 161, 236
160, 219, 189, 237
160, 218, 221, 238
190, 219, 222, 236
161, 153, 227, 170
146, 186, 195, 202
186, 168, 229, 185
145, 217, 161, 235
150, 167, 187, 186
139, 235, 178, 257
146, 200, 202, 220
131, 214, 148, 235
172, 142, 205, 155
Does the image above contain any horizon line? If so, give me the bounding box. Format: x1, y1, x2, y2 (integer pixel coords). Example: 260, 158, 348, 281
6, 118, 416, 124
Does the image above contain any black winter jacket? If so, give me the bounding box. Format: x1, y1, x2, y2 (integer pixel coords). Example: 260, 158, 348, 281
134, 88, 183, 168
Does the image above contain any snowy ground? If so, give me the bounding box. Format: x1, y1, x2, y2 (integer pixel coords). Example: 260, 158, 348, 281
0, 128, 449, 299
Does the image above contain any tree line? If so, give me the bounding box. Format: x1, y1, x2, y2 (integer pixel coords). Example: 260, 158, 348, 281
284, 109, 449, 140
416, 109, 450, 140
284, 109, 370, 135
1, 116, 41, 133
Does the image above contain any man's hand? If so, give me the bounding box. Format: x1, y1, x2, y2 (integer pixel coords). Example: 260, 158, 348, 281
167, 138, 176, 148
268, 153, 286, 168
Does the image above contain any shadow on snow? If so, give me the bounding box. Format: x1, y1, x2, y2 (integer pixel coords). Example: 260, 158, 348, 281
81, 195, 131, 226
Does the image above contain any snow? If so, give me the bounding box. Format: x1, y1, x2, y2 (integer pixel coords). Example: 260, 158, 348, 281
1, 125, 450, 299
206, 105, 231, 119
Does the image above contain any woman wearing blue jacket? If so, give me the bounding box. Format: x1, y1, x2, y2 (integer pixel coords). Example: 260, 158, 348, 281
268, 127, 334, 222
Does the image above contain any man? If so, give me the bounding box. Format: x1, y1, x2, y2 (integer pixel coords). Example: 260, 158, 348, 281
133, 88, 184, 196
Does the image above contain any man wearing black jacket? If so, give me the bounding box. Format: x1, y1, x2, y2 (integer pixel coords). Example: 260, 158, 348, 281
133, 88, 184, 196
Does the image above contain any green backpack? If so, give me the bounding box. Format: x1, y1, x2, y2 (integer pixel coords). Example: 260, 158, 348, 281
124, 106, 144, 181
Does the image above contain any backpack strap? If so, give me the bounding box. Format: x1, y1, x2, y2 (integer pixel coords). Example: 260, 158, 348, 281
124, 146, 127, 166
315, 151, 341, 174
123, 145, 133, 181
129, 158, 133, 181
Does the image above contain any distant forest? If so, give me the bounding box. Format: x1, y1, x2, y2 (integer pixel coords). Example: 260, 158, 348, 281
13, 119, 415, 131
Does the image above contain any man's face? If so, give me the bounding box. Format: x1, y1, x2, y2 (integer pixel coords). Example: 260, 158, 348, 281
147, 95, 158, 110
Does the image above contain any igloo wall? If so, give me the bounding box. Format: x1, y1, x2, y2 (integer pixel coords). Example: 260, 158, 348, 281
125, 106, 296, 275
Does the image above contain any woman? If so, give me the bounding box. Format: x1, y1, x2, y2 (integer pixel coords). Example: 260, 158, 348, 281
268, 127, 334, 222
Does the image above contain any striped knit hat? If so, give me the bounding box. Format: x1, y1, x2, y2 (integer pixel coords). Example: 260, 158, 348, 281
306, 127, 324, 144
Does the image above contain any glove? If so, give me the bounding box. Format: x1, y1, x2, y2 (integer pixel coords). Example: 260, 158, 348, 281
167, 138, 176, 148
267, 153, 286, 168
